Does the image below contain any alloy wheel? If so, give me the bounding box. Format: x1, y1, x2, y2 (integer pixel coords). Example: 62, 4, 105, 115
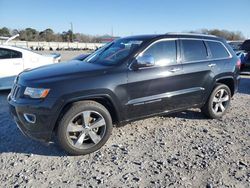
212, 89, 230, 114
66, 110, 106, 149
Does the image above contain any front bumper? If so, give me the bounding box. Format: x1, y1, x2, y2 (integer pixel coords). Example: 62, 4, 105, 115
8, 94, 61, 142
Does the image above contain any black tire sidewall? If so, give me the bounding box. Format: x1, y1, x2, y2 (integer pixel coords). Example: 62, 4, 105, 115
57, 101, 113, 155
207, 84, 231, 119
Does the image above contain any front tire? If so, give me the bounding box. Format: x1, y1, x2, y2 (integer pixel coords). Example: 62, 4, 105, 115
202, 84, 231, 119
57, 101, 113, 155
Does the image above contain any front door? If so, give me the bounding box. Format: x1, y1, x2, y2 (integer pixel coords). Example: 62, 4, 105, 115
125, 39, 185, 119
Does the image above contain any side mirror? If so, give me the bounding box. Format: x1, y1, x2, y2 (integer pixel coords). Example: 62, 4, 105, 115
131, 54, 155, 70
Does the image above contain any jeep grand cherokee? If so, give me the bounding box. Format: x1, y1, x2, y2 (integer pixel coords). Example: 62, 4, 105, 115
8, 33, 240, 155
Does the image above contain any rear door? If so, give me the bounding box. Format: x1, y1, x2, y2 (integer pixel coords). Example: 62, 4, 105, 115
179, 39, 214, 107
206, 40, 233, 73
0, 48, 23, 88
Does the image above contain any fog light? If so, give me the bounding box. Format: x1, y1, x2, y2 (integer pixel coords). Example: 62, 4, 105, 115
23, 113, 36, 124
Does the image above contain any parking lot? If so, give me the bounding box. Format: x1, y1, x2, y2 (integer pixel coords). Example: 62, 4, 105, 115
0, 50, 249, 187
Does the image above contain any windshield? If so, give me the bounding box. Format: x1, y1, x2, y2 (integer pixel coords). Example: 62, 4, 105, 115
84, 38, 144, 65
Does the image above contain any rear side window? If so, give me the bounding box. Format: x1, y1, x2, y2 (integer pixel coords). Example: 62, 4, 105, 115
11, 50, 22, 58
207, 41, 230, 59
181, 40, 208, 62
0, 48, 12, 59
0, 48, 22, 59
143, 40, 177, 66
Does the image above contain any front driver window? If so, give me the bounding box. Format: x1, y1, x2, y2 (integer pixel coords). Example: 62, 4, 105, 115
143, 40, 177, 66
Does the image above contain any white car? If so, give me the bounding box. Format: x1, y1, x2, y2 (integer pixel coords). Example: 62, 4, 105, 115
0, 45, 61, 90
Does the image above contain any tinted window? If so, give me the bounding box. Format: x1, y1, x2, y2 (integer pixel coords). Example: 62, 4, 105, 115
0, 48, 22, 59
11, 50, 22, 58
207, 41, 230, 58
182, 40, 208, 62
143, 40, 176, 66
0, 49, 12, 59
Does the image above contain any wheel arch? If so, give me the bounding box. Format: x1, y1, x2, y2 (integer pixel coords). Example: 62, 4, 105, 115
53, 94, 120, 132
215, 76, 235, 96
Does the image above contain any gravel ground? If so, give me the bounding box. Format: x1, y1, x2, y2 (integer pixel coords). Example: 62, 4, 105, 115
0, 73, 249, 187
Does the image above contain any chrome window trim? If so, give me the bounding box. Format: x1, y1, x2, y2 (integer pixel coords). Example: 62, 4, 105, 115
128, 38, 179, 70
139, 38, 178, 56
128, 37, 233, 70
205, 39, 232, 58
180, 38, 232, 64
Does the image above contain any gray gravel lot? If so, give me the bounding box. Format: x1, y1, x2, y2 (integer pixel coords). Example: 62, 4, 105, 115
0, 60, 249, 187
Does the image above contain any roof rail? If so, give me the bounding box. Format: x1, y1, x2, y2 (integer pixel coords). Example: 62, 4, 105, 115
166, 32, 217, 37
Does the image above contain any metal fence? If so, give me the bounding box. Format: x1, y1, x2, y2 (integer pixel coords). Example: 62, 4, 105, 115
0, 40, 103, 50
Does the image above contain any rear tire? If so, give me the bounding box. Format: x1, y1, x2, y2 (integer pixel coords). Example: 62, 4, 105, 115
202, 84, 231, 119
57, 100, 113, 155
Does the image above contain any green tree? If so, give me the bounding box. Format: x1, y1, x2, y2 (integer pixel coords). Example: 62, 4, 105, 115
61, 31, 69, 42
196, 29, 245, 40
11, 29, 19, 35
0, 27, 10, 37
19, 28, 38, 41
38, 28, 55, 41
60, 30, 76, 42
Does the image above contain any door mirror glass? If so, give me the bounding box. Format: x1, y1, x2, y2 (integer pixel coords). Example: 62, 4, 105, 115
132, 54, 155, 70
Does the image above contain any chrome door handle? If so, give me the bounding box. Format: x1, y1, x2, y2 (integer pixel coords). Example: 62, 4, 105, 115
169, 68, 181, 72
208, 63, 216, 67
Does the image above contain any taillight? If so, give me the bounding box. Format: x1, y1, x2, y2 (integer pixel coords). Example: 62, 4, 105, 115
236, 59, 241, 70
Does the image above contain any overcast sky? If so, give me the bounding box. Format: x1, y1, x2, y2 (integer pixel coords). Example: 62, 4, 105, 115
0, 0, 249, 37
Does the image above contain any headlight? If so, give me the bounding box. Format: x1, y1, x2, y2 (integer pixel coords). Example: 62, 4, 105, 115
24, 87, 50, 99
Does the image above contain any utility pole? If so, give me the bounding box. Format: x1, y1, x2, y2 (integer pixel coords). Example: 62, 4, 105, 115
70, 22, 73, 42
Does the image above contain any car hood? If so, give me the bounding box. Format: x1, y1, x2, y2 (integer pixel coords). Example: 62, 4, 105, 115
19, 60, 110, 84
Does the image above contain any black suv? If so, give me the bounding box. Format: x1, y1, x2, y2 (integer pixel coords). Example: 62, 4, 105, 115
8, 33, 240, 155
